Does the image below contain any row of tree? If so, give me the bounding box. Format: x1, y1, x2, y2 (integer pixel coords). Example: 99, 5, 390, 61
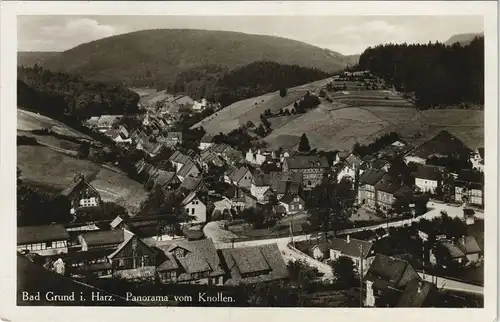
18, 66, 140, 119
358, 37, 484, 108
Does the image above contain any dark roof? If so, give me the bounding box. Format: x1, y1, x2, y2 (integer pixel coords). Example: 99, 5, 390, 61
252, 173, 271, 186
441, 241, 465, 258
414, 164, 443, 181
220, 244, 289, 285
341, 238, 373, 258
201, 134, 215, 143
375, 176, 404, 194
157, 238, 224, 277
270, 171, 302, 189
17, 255, 132, 306
285, 155, 329, 169
178, 175, 203, 192
280, 193, 304, 205
477, 147, 484, 159
64, 248, 114, 262
365, 255, 420, 289
410, 130, 472, 159
80, 230, 124, 247
345, 154, 362, 168
60, 174, 97, 197
359, 169, 385, 186
372, 159, 390, 170
229, 166, 250, 183
327, 238, 347, 252
276, 181, 301, 195
18, 225, 69, 245
169, 151, 191, 164
396, 280, 438, 307
456, 169, 484, 184
152, 170, 177, 187
457, 236, 481, 254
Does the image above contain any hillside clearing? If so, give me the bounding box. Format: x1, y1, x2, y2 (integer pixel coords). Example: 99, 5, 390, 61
17, 109, 91, 139
18, 145, 147, 213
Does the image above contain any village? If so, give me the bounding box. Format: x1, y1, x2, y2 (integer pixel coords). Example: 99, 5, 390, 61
16, 69, 486, 308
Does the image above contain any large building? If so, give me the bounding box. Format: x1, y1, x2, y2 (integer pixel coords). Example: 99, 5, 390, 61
17, 224, 70, 256
283, 155, 329, 189
61, 174, 102, 217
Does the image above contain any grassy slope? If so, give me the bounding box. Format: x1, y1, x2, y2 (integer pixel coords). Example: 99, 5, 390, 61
18, 146, 147, 213
40, 29, 349, 84
17, 109, 92, 139
192, 77, 332, 134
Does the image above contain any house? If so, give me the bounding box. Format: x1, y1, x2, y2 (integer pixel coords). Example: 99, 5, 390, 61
192, 98, 208, 111
454, 169, 484, 206
78, 230, 125, 251
374, 175, 405, 212
364, 255, 424, 307
156, 238, 225, 285
178, 174, 205, 193
470, 147, 484, 172
177, 160, 200, 182
147, 169, 180, 191
110, 213, 177, 238
430, 236, 481, 266
95, 115, 123, 132
250, 173, 272, 202
105, 129, 132, 144
463, 208, 476, 225
337, 153, 363, 184
245, 149, 275, 166
404, 130, 472, 165
279, 194, 305, 214
283, 155, 329, 189
327, 236, 375, 274
181, 191, 207, 224
225, 166, 253, 188
270, 172, 302, 199
414, 164, 443, 194
371, 159, 391, 172
199, 134, 215, 151
208, 143, 242, 164
358, 169, 385, 208
60, 174, 102, 216
219, 244, 289, 285
165, 132, 183, 147
17, 225, 69, 256
200, 150, 225, 169
169, 151, 192, 173
396, 279, 439, 307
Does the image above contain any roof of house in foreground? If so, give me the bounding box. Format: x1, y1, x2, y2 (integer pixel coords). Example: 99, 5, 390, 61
18, 225, 70, 245
220, 243, 288, 285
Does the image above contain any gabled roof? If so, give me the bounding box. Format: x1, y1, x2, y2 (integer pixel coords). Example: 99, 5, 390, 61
108, 230, 155, 259
152, 170, 177, 187
341, 238, 373, 258
285, 155, 329, 169
359, 169, 385, 186
166, 132, 182, 142
169, 151, 191, 165
61, 174, 98, 197
178, 175, 203, 192
414, 164, 443, 181
276, 181, 301, 195
410, 130, 472, 159
156, 238, 224, 277
81, 230, 125, 247
457, 236, 481, 254
375, 176, 403, 194
181, 191, 205, 206
280, 193, 303, 205
456, 169, 484, 184
252, 173, 271, 186
345, 153, 362, 168
372, 159, 390, 170
18, 225, 69, 245
229, 166, 251, 183
365, 255, 420, 289
440, 241, 465, 259
396, 280, 438, 307
177, 160, 198, 178
220, 243, 288, 285
477, 147, 484, 159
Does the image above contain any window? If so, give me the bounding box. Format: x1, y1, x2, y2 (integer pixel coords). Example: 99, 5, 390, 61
45, 242, 52, 249
298, 204, 303, 210
185, 208, 189, 214
164, 270, 176, 281
192, 208, 195, 215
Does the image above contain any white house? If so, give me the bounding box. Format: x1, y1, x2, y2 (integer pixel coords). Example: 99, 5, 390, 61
246, 149, 274, 166
414, 165, 442, 194
337, 153, 363, 184
470, 147, 484, 172
181, 192, 207, 224
17, 225, 70, 256
328, 236, 375, 275
192, 98, 208, 111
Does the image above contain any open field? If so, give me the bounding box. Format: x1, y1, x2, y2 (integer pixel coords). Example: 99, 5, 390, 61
265, 105, 484, 152
18, 130, 82, 154
192, 78, 332, 134
17, 109, 91, 139
18, 145, 148, 213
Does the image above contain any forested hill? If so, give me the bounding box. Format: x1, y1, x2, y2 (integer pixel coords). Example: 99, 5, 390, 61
358, 36, 484, 109
445, 33, 484, 46
37, 29, 350, 87
18, 66, 140, 119
172, 61, 331, 107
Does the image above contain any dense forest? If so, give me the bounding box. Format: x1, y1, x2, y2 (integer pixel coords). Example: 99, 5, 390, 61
358, 37, 484, 108
172, 61, 331, 107
18, 66, 140, 119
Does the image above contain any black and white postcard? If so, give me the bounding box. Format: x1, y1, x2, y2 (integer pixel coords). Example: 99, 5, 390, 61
0, 1, 498, 322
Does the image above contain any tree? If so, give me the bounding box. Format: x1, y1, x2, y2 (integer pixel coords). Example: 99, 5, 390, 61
287, 260, 323, 290
279, 88, 288, 97
77, 141, 90, 159
330, 256, 358, 289
298, 133, 311, 153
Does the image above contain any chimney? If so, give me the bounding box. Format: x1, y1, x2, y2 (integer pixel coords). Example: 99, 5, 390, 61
365, 280, 375, 307
346, 235, 350, 244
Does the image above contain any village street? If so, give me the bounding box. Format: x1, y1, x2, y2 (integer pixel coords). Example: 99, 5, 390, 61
208, 202, 484, 283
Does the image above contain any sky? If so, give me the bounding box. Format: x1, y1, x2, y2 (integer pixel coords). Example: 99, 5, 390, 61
18, 15, 484, 55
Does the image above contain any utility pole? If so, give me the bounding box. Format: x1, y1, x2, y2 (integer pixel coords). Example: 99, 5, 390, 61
359, 244, 364, 308
290, 220, 295, 248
